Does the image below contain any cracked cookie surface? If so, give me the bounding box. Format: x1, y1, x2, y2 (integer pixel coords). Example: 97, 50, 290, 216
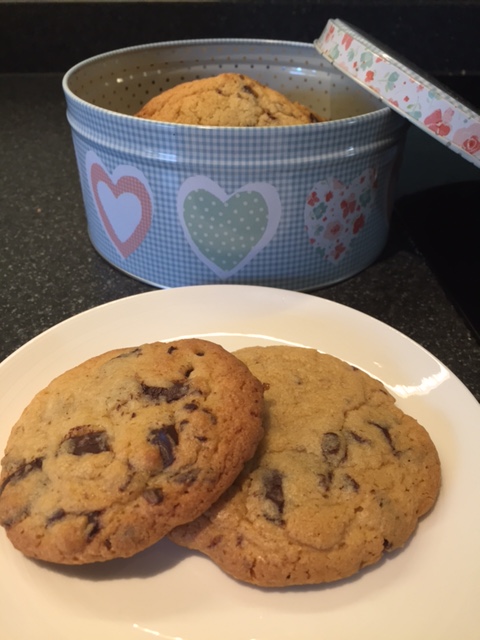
169, 345, 441, 587
0, 339, 264, 564
136, 73, 323, 126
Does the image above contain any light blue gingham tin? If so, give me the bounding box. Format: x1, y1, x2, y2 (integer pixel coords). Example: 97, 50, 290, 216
63, 38, 408, 290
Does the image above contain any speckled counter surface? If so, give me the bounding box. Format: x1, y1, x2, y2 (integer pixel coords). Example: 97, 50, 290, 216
1, 73, 479, 403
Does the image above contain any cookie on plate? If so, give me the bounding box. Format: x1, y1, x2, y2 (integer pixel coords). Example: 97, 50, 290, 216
0, 339, 264, 564
169, 345, 441, 587
136, 73, 324, 126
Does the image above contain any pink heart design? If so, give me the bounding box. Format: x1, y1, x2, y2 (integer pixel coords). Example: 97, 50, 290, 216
87, 153, 153, 258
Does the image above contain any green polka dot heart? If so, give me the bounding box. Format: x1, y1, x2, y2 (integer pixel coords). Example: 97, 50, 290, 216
177, 177, 281, 278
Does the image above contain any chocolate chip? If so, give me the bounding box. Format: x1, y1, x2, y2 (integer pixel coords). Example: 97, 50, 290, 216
113, 347, 142, 360
62, 427, 111, 456
383, 538, 393, 550
263, 469, 284, 523
173, 469, 199, 485
348, 430, 370, 445
322, 432, 341, 456
242, 83, 258, 98
118, 470, 134, 492
148, 424, 179, 468
167, 346, 178, 354
202, 408, 217, 425
208, 535, 223, 549
368, 421, 398, 455
85, 511, 102, 541
318, 469, 334, 493
141, 381, 189, 403
183, 402, 198, 412
143, 488, 164, 505
341, 474, 360, 493
322, 431, 349, 467
47, 508, 66, 526
0, 457, 43, 496
1, 506, 29, 529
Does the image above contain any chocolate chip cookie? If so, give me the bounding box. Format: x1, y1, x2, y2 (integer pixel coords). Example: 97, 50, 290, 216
136, 73, 323, 126
0, 339, 264, 564
169, 346, 441, 587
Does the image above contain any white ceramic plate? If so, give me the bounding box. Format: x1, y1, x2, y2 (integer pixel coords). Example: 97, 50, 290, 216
1, 285, 479, 640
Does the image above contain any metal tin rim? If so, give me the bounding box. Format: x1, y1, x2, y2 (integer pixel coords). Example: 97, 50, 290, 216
62, 37, 396, 131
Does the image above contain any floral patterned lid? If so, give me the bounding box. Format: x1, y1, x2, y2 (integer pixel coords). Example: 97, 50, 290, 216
315, 19, 480, 169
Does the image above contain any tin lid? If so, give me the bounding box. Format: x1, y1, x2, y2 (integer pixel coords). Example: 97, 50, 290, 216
315, 19, 480, 169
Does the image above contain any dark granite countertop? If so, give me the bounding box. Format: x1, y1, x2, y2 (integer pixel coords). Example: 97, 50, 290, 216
1, 71, 479, 402
3, 1, 480, 77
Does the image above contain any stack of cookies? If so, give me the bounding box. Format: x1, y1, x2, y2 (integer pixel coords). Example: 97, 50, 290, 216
0, 339, 440, 587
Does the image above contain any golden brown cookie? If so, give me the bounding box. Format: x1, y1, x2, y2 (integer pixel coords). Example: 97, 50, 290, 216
169, 345, 441, 587
136, 73, 323, 126
0, 339, 264, 564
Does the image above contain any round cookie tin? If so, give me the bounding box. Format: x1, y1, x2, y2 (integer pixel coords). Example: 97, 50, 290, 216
316, 19, 480, 170
63, 38, 408, 290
